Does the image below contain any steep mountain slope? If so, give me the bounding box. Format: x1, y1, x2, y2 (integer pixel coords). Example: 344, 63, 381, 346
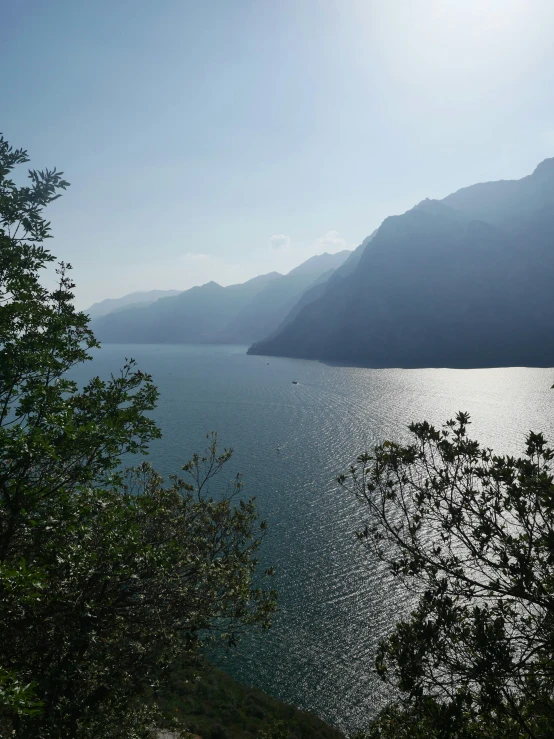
269, 269, 335, 336
323, 232, 376, 288
93, 273, 280, 344
92, 251, 351, 345
86, 290, 182, 320
248, 159, 554, 368
221, 251, 351, 342
267, 236, 377, 338
286, 250, 351, 276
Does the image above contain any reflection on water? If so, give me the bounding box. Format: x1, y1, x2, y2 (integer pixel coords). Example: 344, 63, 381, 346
71, 344, 554, 731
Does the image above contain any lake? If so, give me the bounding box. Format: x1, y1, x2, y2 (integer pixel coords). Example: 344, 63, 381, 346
72, 343, 554, 732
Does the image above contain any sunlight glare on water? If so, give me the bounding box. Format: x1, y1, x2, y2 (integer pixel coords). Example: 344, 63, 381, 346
71, 344, 554, 731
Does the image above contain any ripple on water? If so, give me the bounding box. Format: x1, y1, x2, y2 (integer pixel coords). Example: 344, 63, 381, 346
70, 345, 554, 732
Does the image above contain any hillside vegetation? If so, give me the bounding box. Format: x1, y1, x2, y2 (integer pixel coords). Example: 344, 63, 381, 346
156, 661, 345, 739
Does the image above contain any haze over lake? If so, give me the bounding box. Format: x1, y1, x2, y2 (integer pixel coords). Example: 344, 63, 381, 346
73, 343, 554, 732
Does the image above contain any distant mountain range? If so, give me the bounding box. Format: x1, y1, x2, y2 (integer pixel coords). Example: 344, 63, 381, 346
249, 158, 554, 367
86, 290, 182, 320
90, 251, 351, 345
89, 158, 554, 368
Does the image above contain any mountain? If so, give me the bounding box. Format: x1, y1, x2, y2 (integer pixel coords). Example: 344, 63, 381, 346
443, 157, 554, 225
85, 290, 182, 320
248, 159, 554, 368
264, 239, 376, 339
325, 232, 376, 284
270, 269, 335, 335
92, 273, 280, 344
220, 251, 351, 343
286, 250, 351, 276
92, 251, 351, 345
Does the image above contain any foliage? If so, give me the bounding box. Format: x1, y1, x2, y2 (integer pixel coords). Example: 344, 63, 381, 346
155, 659, 345, 739
340, 411, 554, 738
0, 135, 276, 737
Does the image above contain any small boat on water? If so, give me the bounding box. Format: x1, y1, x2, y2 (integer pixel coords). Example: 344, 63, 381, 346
292, 380, 298, 384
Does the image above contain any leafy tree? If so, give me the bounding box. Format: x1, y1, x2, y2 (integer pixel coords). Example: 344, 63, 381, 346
340, 411, 554, 738
0, 135, 276, 737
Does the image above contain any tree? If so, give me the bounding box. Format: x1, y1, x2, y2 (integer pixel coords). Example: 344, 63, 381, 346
340, 411, 554, 738
0, 135, 276, 737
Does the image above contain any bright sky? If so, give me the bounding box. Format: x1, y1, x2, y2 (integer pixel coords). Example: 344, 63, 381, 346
3, 0, 554, 308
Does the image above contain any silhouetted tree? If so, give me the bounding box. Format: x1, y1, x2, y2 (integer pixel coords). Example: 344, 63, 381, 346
341, 410, 554, 738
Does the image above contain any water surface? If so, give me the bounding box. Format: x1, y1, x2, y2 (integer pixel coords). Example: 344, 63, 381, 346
72, 344, 554, 731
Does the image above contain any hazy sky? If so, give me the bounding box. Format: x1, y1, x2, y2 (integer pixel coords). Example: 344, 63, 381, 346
3, 0, 554, 308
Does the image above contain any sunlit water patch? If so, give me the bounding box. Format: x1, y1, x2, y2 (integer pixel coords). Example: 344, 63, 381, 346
70, 344, 554, 732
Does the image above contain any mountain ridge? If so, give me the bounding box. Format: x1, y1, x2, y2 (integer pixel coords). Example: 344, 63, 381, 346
248, 157, 554, 368
92, 251, 352, 345
86, 289, 182, 320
